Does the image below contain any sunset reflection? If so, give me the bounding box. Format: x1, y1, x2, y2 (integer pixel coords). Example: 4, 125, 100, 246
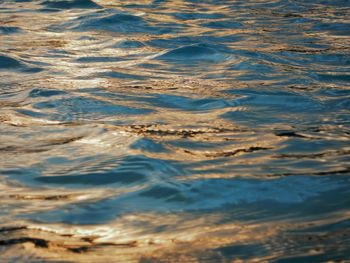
1, 0, 350, 261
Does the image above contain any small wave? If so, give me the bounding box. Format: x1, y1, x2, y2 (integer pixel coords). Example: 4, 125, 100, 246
0, 55, 22, 70
313, 22, 350, 36
127, 93, 237, 111
75, 12, 153, 33
155, 44, 232, 63
0, 54, 42, 73
31, 96, 153, 122
75, 57, 126, 63
21, 175, 345, 225
40, 0, 101, 11
34, 155, 182, 187
114, 40, 145, 49
104, 71, 147, 80
0, 26, 21, 34
171, 12, 225, 21
201, 20, 243, 29
36, 169, 147, 186
29, 88, 67, 98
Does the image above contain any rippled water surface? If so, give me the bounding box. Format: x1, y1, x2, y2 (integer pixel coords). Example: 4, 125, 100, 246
1, 0, 350, 261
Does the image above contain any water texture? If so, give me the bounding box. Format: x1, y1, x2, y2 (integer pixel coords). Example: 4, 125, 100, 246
0, 0, 349, 261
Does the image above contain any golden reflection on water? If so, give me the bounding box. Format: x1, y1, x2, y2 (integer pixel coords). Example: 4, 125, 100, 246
1, 0, 350, 261
1, 209, 349, 262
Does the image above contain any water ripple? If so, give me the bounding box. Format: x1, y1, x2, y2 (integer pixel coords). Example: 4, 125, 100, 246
0, 0, 350, 261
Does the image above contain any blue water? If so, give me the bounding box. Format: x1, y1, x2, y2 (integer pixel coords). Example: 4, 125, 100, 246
0, 0, 350, 261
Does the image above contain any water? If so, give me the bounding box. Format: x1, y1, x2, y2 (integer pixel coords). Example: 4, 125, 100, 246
0, 0, 349, 261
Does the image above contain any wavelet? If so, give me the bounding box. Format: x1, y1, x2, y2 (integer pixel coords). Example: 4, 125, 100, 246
31, 96, 153, 122
0, 54, 42, 73
40, 0, 101, 10
0, 26, 21, 34
75, 12, 154, 34
0, 55, 22, 70
155, 44, 232, 64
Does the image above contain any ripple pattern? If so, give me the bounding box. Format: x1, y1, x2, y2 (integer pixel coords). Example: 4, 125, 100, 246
0, 0, 350, 261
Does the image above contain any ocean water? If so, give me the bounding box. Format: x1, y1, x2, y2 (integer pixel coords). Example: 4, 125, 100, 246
0, 0, 349, 261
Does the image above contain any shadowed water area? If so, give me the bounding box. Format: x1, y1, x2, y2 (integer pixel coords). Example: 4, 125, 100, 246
0, 0, 350, 261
